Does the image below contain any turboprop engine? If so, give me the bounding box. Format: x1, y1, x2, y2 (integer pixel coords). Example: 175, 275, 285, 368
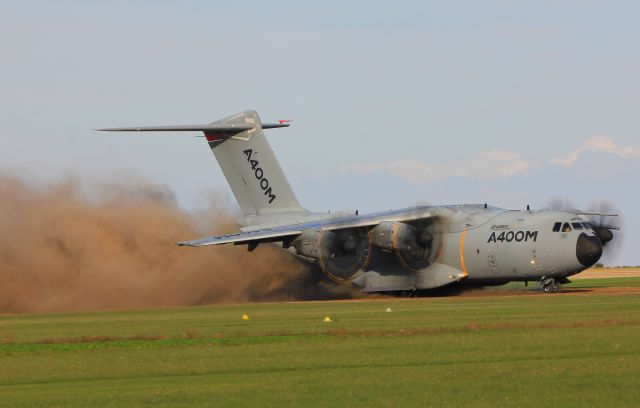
292, 228, 371, 282
369, 220, 440, 271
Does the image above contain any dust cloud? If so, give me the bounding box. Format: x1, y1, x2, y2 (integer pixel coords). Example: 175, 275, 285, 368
0, 173, 357, 314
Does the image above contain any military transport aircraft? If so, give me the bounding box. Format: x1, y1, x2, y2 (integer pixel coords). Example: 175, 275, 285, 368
100, 111, 623, 294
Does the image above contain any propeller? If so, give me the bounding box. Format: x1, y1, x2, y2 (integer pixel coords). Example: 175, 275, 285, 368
397, 220, 433, 251
340, 233, 359, 253
394, 203, 440, 270
584, 200, 625, 263
325, 229, 364, 256
546, 197, 579, 213
320, 228, 371, 281
546, 198, 624, 264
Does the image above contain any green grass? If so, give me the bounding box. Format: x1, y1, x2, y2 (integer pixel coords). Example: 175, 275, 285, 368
1, 279, 640, 407
570, 276, 640, 288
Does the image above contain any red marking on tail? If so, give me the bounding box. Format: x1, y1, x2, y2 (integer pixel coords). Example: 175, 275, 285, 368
205, 133, 223, 142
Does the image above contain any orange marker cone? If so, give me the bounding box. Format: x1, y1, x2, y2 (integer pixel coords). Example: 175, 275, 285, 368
323, 316, 332, 323
241, 314, 250, 320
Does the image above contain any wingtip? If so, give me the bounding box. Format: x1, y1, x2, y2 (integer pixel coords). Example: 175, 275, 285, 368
176, 241, 198, 247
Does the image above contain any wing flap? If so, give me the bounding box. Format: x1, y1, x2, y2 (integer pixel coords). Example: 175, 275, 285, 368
176, 227, 303, 247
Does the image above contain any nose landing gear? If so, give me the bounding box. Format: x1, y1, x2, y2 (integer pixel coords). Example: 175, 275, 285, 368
539, 277, 563, 293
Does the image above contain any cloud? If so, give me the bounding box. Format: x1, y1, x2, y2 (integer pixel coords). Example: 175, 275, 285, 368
343, 136, 639, 184
552, 135, 640, 166
343, 149, 534, 184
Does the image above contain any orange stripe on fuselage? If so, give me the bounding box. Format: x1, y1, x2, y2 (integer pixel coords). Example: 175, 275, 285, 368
459, 229, 469, 277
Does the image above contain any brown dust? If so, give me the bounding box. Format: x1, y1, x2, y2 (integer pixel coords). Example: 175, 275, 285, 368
0, 174, 357, 314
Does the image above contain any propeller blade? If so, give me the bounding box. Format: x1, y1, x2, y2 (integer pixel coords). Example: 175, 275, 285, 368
585, 200, 625, 264
546, 197, 579, 212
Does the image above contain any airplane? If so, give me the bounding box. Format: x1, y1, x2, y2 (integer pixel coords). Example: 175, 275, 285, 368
99, 110, 623, 294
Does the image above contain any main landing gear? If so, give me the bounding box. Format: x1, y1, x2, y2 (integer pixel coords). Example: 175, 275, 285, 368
540, 277, 563, 293
399, 288, 417, 297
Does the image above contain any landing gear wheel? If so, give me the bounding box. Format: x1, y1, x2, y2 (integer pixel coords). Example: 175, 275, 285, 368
399, 289, 416, 298
541, 278, 559, 294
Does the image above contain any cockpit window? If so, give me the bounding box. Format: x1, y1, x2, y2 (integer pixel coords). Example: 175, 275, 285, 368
562, 223, 572, 233
572, 222, 583, 230
582, 222, 591, 229
552, 222, 561, 232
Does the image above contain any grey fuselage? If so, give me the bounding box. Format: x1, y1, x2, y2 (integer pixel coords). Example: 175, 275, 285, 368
251, 204, 598, 292
450, 206, 591, 282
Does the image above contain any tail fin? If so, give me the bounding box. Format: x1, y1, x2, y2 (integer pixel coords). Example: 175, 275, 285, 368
204, 110, 305, 216
99, 110, 306, 216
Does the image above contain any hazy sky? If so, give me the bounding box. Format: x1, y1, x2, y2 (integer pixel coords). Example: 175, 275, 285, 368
1, 1, 638, 264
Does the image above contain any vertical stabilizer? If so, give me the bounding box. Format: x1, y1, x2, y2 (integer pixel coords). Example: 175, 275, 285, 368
204, 111, 306, 216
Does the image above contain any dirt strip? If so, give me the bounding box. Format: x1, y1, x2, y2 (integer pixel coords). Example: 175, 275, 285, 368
571, 268, 640, 279
308, 283, 640, 302
462, 286, 640, 298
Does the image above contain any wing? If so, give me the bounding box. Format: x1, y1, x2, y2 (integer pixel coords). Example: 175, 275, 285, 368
177, 225, 304, 247
177, 207, 433, 248
321, 207, 432, 231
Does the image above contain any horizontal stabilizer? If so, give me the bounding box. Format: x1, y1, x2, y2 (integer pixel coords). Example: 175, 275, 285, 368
97, 123, 289, 133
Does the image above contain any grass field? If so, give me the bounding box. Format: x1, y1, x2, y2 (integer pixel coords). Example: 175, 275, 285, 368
1, 278, 640, 407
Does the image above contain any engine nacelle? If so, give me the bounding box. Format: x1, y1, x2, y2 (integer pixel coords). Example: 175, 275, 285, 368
370, 221, 439, 271
293, 229, 371, 282
369, 221, 411, 250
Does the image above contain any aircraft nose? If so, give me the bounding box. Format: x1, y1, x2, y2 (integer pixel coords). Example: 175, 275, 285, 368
576, 232, 603, 267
